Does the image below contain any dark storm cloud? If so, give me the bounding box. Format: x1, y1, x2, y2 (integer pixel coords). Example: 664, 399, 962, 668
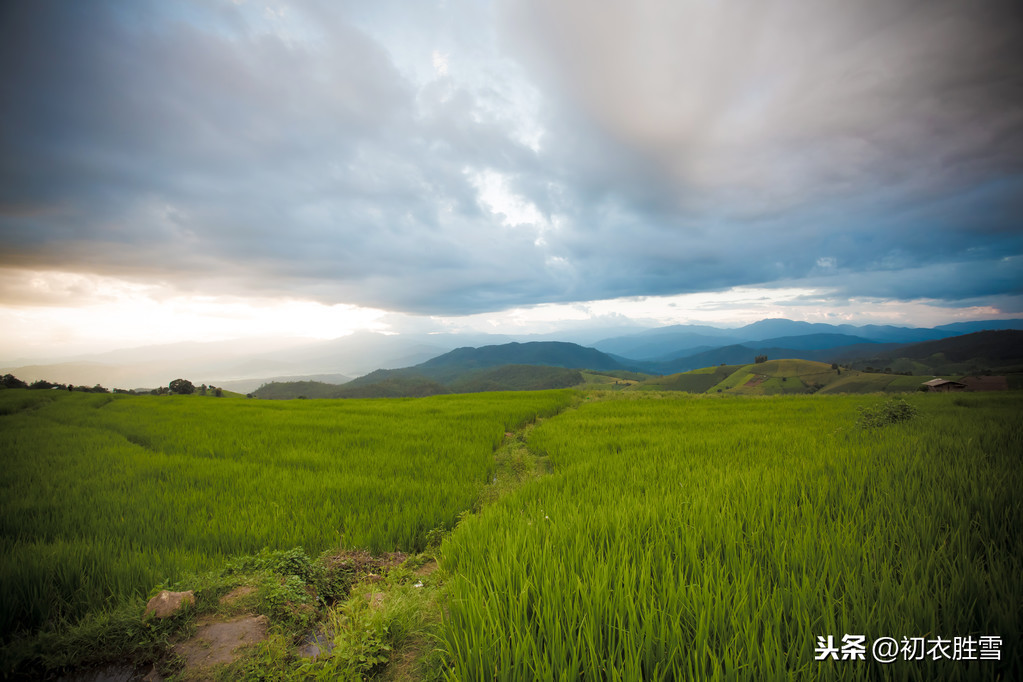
0, 0, 555, 313
1, 0, 1021, 314
498, 0, 1023, 302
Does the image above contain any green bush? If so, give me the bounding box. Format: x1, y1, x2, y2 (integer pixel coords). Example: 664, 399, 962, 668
856, 397, 918, 429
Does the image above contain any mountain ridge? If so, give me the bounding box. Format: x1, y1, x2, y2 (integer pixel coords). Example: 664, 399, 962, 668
6, 318, 1021, 391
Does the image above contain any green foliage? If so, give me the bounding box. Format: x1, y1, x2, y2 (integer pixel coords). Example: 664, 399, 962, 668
298, 576, 445, 682
0, 389, 575, 639
0, 596, 179, 676
211, 633, 294, 682
225, 547, 314, 582
260, 574, 315, 629
4, 386, 1020, 680
856, 396, 918, 429
441, 392, 1022, 680
168, 378, 195, 395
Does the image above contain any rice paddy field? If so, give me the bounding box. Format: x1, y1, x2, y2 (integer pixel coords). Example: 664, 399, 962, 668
0, 388, 575, 640
1, 387, 1020, 680
441, 391, 1022, 681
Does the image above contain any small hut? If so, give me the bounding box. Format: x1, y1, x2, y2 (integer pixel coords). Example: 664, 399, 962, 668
922, 378, 967, 392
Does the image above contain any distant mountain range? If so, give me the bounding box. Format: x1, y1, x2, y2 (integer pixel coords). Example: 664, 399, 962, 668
251, 329, 1023, 399
4, 318, 1021, 392
592, 318, 1023, 360
314, 342, 620, 398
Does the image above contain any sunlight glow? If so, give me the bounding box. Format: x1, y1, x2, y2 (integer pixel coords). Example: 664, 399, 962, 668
0, 270, 387, 359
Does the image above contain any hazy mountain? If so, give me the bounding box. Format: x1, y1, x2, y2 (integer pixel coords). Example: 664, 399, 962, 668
420, 341, 630, 372
218, 373, 352, 395
595, 333, 739, 360
322, 341, 629, 398
0, 332, 498, 390
931, 320, 1023, 334
5, 318, 1020, 391
735, 334, 879, 351
595, 318, 1023, 361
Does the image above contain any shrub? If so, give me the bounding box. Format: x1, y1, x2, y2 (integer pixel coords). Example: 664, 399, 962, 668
856, 397, 918, 429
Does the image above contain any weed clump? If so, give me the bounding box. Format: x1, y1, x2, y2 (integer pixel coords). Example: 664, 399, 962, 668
856, 397, 918, 429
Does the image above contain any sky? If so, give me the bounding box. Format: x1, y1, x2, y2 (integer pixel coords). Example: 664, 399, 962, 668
1, 0, 1022, 359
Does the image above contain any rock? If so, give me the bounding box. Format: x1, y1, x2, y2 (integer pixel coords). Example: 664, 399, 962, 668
144, 590, 195, 619
298, 627, 336, 659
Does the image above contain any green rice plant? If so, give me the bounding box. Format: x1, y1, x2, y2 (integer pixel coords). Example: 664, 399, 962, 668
441, 392, 1022, 680
0, 389, 576, 641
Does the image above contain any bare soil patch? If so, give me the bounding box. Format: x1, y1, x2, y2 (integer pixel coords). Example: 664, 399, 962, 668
173, 615, 268, 674
959, 376, 1008, 391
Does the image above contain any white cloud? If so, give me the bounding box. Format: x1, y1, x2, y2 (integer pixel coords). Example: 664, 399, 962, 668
469, 168, 548, 232
431, 50, 449, 76
0, 0, 1019, 359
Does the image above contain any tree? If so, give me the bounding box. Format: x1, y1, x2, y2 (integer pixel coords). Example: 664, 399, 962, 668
754, 355, 768, 364
168, 378, 195, 395
1, 374, 28, 389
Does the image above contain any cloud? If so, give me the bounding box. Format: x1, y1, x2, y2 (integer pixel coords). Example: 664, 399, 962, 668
0, 0, 1020, 321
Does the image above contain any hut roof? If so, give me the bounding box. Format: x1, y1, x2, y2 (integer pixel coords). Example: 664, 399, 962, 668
923, 378, 966, 387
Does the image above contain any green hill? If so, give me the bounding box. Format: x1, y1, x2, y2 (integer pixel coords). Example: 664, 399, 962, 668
634, 359, 940, 395
251, 380, 353, 399
636, 364, 744, 392
449, 365, 583, 393
850, 330, 1023, 375
707, 359, 838, 395
816, 372, 928, 394
260, 341, 636, 398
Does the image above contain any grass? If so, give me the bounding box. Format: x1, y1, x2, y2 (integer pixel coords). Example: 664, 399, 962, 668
440, 391, 1022, 680
636, 365, 743, 393
0, 388, 576, 641
2, 387, 1020, 680
641, 358, 967, 396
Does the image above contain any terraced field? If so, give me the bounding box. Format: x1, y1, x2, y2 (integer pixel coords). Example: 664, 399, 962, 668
2, 387, 1019, 681
0, 389, 576, 638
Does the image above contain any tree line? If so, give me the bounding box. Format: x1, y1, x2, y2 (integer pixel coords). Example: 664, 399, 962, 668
0, 374, 222, 396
